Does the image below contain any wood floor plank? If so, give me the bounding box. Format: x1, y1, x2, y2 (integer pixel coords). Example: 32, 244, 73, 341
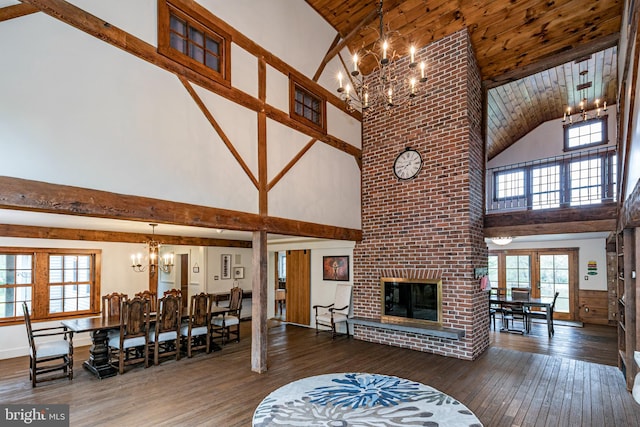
0, 321, 638, 426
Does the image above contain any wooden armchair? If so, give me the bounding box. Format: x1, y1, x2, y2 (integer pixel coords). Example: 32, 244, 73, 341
22, 302, 73, 387
151, 293, 182, 365
211, 287, 243, 345
180, 293, 211, 357
108, 297, 151, 374
313, 283, 352, 339
135, 290, 157, 312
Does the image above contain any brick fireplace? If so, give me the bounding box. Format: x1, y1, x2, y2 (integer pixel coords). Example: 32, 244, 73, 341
352, 29, 489, 360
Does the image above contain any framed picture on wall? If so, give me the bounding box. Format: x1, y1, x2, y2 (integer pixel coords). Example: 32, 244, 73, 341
233, 267, 244, 279
221, 254, 232, 279
322, 256, 349, 281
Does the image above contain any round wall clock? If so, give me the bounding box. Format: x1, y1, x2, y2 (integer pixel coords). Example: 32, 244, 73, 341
393, 148, 423, 180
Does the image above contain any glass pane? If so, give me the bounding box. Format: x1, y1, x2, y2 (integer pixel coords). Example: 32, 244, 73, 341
0, 302, 14, 318
190, 44, 204, 63
78, 285, 91, 297
78, 256, 91, 269
77, 297, 90, 311
63, 299, 77, 312
50, 299, 63, 314
205, 52, 219, 71
189, 26, 204, 46
64, 285, 78, 299
205, 36, 219, 54
78, 268, 90, 282
170, 15, 186, 35
170, 33, 187, 53
64, 269, 77, 283
49, 285, 63, 299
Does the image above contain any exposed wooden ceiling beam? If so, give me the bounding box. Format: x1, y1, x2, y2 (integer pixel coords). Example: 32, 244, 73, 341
484, 204, 617, 237
483, 33, 620, 89
0, 223, 252, 247
0, 4, 37, 22
0, 176, 362, 241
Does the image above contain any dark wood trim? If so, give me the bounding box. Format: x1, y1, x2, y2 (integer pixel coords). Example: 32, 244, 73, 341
484, 203, 617, 237
18, 0, 361, 159
0, 4, 38, 22
483, 33, 619, 89
0, 223, 252, 247
0, 176, 363, 241
258, 111, 268, 215
485, 219, 617, 238
178, 76, 259, 190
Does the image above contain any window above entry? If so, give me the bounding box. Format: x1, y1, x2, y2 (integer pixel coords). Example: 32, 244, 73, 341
563, 116, 607, 151
158, 0, 231, 85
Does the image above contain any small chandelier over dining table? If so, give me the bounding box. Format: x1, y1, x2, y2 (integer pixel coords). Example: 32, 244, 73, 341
336, 0, 427, 115
131, 223, 174, 275
562, 55, 607, 126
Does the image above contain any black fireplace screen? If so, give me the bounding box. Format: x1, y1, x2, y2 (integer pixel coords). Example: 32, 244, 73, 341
381, 279, 442, 325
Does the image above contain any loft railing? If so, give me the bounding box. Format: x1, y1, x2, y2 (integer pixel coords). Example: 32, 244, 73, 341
486, 146, 617, 213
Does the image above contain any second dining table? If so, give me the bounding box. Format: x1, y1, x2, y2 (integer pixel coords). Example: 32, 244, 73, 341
62, 305, 232, 379
489, 294, 554, 337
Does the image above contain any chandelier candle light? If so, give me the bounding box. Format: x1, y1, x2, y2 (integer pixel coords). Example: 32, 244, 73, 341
131, 223, 174, 275
562, 56, 607, 125
337, 0, 427, 114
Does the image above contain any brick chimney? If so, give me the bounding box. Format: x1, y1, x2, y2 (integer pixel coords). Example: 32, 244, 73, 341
353, 29, 489, 360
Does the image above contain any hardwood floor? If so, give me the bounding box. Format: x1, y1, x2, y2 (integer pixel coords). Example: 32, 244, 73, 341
0, 320, 638, 426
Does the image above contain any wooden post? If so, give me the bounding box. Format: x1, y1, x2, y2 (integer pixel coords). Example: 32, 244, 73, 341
251, 230, 268, 373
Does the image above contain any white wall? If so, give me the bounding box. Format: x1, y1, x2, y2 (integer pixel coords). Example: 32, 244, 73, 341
488, 111, 617, 169
487, 234, 609, 291
268, 239, 355, 332
0, 1, 362, 227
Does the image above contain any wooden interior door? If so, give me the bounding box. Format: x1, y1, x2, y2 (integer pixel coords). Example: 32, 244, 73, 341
285, 249, 310, 325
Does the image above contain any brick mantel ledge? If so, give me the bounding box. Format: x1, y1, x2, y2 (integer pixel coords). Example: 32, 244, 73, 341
349, 317, 465, 340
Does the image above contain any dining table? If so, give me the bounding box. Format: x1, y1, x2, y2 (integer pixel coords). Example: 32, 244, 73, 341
489, 294, 554, 337
61, 305, 232, 379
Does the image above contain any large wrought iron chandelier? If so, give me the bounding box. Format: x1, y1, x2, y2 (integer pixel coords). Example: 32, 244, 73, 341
336, 0, 427, 115
131, 224, 174, 275
562, 56, 607, 125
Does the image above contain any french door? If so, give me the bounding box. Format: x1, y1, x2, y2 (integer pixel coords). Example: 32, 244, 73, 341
489, 249, 578, 320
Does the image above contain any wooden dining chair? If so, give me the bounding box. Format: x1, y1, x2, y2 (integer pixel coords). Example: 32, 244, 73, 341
164, 288, 182, 298
135, 290, 157, 312
102, 292, 128, 320
180, 293, 211, 357
151, 293, 182, 365
108, 297, 151, 374
211, 287, 243, 345
22, 302, 73, 387
527, 291, 560, 337
503, 288, 530, 332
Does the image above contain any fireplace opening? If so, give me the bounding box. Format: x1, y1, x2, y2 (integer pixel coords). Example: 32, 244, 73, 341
381, 277, 442, 326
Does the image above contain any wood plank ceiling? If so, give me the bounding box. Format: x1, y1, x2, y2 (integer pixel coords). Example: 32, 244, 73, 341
306, 0, 623, 160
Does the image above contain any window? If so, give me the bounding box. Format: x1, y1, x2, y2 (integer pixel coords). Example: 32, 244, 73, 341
0, 254, 33, 320
495, 169, 525, 200
531, 164, 560, 209
158, 0, 231, 84
569, 157, 602, 206
488, 147, 616, 211
563, 117, 607, 151
0, 248, 100, 323
289, 78, 326, 133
